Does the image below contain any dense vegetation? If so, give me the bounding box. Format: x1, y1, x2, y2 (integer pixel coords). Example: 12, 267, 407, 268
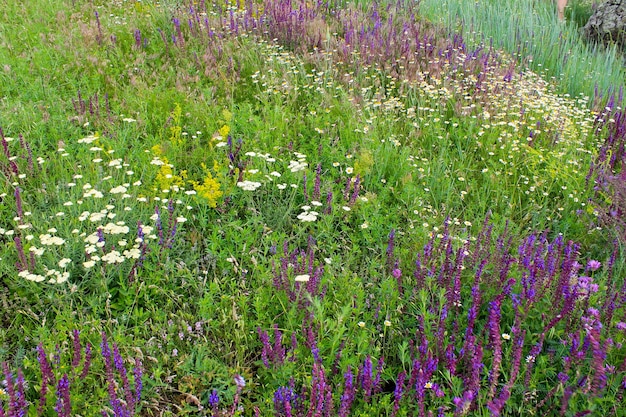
1, 0, 625, 415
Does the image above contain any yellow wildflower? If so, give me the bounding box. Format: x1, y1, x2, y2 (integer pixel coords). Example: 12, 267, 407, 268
192, 162, 223, 208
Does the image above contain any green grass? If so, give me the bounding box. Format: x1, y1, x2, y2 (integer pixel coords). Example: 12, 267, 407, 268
0, 0, 625, 415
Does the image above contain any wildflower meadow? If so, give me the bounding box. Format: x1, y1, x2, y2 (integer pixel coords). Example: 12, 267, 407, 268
1, 0, 626, 415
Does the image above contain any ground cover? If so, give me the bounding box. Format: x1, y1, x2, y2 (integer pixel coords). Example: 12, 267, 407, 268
0, 0, 625, 415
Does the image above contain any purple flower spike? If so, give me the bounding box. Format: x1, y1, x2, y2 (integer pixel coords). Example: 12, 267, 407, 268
338, 367, 355, 417
55, 374, 71, 417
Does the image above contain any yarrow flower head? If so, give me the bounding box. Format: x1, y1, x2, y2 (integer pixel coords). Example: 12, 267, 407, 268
237, 180, 262, 191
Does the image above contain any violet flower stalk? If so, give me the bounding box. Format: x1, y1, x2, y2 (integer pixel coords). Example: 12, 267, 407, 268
209, 389, 219, 416
80, 341, 92, 380
391, 371, 406, 417
55, 374, 71, 417
303, 172, 308, 201
101, 333, 122, 416
71, 330, 82, 369
313, 163, 321, 200
274, 386, 294, 417
487, 298, 503, 400
258, 326, 272, 368
308, 362, 330, 416
1, 362, 28, 417
14, 187, 23, 220
348, 175, 360, 205
113, 343, 135, 412
386, 229, 396, 269
38, 343, 56, 415
358, 355, 373, 402
231, 374, 245, 415
94, 11, 103, 45
373, 356, 384, 394
133, 358, 143, 406
134, 29, 142, 48
13, 236, 28, 272
100, 333, 142, 416
338, 367, 355, 417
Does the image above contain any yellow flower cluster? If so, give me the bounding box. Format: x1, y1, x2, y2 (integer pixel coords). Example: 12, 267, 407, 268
192, 162, 223, 208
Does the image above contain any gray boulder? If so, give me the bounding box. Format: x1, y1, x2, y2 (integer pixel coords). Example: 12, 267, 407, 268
583, 0, 626, 47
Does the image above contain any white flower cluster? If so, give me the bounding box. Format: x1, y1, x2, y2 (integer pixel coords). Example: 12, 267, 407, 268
288, 160, 307, 173
39, 233, 66, 246
237, 180, 262, 191
297, 205, 319, 222
77, 134, 98, 144
19, 269, 69, 284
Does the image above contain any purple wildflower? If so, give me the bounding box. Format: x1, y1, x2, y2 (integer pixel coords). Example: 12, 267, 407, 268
586, 259, 601, 272
391, 371, 406, 417
338, 367, 355, 417
54, 374, 71, 417
359, 355, 373, 402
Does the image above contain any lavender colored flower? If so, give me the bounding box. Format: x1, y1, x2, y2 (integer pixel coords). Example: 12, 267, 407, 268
274, 386, 294, 417
71, 330, 82, 369
13, 236, 28, 272
134, 29, 142, 48
338, 367, 355, 417
391, 371, 406, 417
313, 163, 322, 200
348, 175, 360, 205
373, 356, 384, 394
133, 358, 143, 405
234, 374, 246, 388
55, 374, 71, 417
37, 343, 55, 414
359, 355, 373, 402
324, 191, 332, 215
257, 327, 271, 368
2, 363, 28, 417
80, 342, 92, 380
209, 389, 219, 408
386, 229, 396, 268
587, 259, 601, 271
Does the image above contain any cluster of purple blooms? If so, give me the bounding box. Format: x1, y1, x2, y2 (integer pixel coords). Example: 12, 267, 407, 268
231, 213, 626, 415
0, 331, 142, 417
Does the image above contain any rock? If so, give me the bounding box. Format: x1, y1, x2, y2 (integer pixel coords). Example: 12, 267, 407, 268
583, 0, 626, 47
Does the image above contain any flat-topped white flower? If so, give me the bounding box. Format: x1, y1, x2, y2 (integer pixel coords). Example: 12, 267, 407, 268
237, 180, 262, 191
102, 222, 129, 235
297, 211, 318, 222
29, 246, 45, 256
110, 185, 128, 194
288, 160, 307, 172
102, 250, 124, 264
58, 258, 72, 268
294, 274, 310, 282
123, 248, 141, 259
77, 135, 97, 144
40, 234, 65, 246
